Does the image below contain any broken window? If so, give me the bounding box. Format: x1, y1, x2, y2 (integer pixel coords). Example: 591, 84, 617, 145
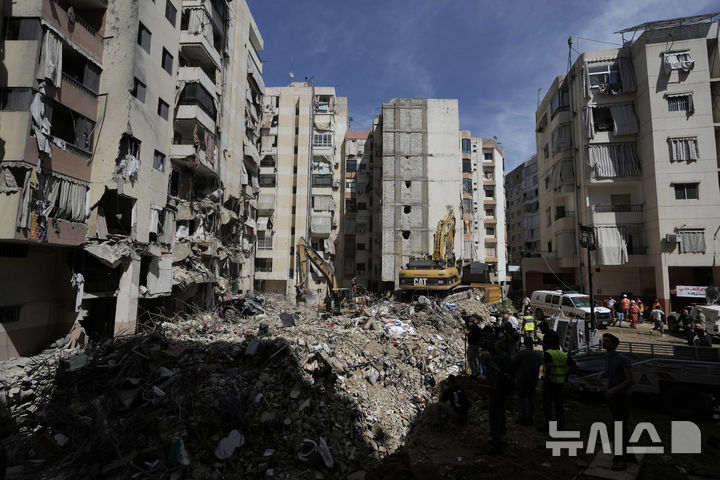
157, 98, 169, 120
61, 44, 101, 94
593, 107, 613, 132
662, 52, 694, 75
314, 95, 335, 113
46, 99, 96, 156
137, 22, 152, 54
161, 48, 174, 74
178, 83, 217, 118
588, 63, 621, 93
131, 78, 146, 102
98, 190, 135, 235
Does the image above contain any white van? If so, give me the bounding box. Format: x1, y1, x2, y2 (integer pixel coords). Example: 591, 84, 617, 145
530, 290, 612, 328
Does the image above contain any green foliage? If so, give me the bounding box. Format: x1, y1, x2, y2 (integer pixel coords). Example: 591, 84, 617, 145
498, 298, 514, 314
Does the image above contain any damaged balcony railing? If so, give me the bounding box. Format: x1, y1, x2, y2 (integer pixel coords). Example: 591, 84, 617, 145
62, 72, 98, 98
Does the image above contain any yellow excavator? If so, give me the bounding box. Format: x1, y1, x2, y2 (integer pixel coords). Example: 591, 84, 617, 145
295, 237, 363, 313
398, 209, 461, 292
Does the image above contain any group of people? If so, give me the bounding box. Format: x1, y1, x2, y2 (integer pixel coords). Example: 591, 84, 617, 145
453, 312, 636, 469
605, 294, 660, 329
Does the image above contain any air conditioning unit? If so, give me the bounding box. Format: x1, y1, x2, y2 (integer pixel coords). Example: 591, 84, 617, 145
666, 233, 681, 244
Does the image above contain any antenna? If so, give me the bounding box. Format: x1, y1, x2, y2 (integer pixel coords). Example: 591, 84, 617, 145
567, 36, 573, 73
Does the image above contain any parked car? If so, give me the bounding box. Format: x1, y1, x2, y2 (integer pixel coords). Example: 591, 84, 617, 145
530, 290, 612, 328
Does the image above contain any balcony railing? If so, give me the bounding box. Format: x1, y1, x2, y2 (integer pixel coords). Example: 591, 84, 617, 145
62, 72, 98, 98
312, 175, 333, 187
593, 204, 644, 213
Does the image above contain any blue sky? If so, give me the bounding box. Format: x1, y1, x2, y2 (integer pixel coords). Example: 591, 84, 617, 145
246, 0, 718, 171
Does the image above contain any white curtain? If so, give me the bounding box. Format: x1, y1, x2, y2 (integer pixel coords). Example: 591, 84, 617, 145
669, 138, 699, 161
680, 231, 705, 253
618, 56, 637, 92
187, 8, 214, 45
582, 63, 591, 99
595, 226, 629, 265
39, 29, 62, 87
582, 107, 594, 139
609, 104, 638, 136
587, 143, 641, 178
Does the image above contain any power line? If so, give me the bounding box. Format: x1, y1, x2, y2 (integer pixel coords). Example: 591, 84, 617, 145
576, 36, 622, 46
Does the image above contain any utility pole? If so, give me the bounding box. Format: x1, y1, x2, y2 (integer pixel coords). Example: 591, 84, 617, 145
579, 226, 596, 350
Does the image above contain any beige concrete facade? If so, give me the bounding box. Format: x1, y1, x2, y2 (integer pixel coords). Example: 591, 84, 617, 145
377, 98, 463, 288
0, 0, 107, 358
255, 83, 348, 301
479, 139, 507, 283
533, 17, 720, 312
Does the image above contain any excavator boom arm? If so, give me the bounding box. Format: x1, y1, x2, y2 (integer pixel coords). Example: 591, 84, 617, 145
296, 237, 337, 291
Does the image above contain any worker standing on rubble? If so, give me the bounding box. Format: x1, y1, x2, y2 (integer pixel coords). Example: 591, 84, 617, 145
601, 333, 635, 471
541, 335, 574, 432
514, 336, 542, 426
482, 341, 514, 454
465, 315, 483, 376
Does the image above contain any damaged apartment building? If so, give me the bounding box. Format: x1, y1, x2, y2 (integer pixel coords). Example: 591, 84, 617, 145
254, 83, 348, 300
0, 0, 265, 360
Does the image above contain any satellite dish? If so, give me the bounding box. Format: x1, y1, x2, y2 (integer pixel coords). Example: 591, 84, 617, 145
706, 286, 720, 305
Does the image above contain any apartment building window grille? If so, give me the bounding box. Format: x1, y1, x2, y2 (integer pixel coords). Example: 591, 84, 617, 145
679, 230, 705, 254
666, 93, 694, 113
462, 198, 473, 214
484, 189, 494, 198
131, 78, 146, 103
313, 133, 333, 148
662, 52, 694, 75
357, 202, 367, 210
588, 64, 621, 91
157, 98, 169, 120
137, 23, 152, 54
357, 223, 367, 234
259, 174, 276, 187
486, 227, 495, 236
462, 178, 472, 194
462, 139, 471, 154
161, 48, 174, 74
484, 152, 492, 160
0, 87, 32, 111
165, 0, 178, 27
255, 258, 272, 272
462, 158, 472, 173
345, 179, 357, 193
346, 159, 357, 172
357, 243, 366, 251
674, 182, 699, 200
668, 137, 698, 162
345, 199, 357, 212
257, 233, 273, 250
485, 209, 494, 217
153, 150, 166, 172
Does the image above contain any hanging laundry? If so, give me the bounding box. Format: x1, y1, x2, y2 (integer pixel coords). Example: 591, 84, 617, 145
71, 272, 85, 313
39, 29, 63, 87
29, 168, 39, 190
205, 130, 215, 165
128, 155, 139, 179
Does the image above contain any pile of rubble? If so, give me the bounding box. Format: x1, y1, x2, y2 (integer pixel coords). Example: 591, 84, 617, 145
0, 290, 494, 479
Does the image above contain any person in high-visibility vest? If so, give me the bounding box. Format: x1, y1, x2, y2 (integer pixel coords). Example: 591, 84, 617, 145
522, 315, 536, 340
541, 336, 575, 432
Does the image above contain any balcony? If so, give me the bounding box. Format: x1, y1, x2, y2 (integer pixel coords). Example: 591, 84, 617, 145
176, 105, 216, 133
257, 194, 275, 214
178, 67, 218, 104
179, 8, 222, 70
592, 204, 644, 225
170, 143, 216, 176
312, 174, 333, 188
554, 210, 575, 221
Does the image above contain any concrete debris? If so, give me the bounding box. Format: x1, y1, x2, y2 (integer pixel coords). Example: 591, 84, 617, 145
84, 240, 134, 269
0, 290, 498, 479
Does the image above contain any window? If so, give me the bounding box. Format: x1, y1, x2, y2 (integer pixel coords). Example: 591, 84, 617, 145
137, 22, 151, 54
260, 155, 275, 167
0, 305, 21, 323
662, 52, 694, 74
547, 241, 552, 253
679, 230, 705, 254
462, 158, 472, 173
593, 107, 613, 132
131, 78, 146, 103
667, 94, 694, 113
153, 150, 165, 172
345, 199, 357, 212
259, 174, 276, 187
4, 18, 41, 41
255, 258, 272, 272
356, 263, 366, 272
545, 208, 551, 226
178, 83, 217, 118
311, 239, 324, 251
668, 137, 698, 162
165, 0, 178, 26
588, 63, 621, 92
484, 189, 494, 198
484, 152, 492, 160
674, 183, 698, 200
346, 159, 357, 172
486, 227, 495, 236
536, 112, 548, 132
543, 144, 549, 158
357, 243, 366, 251
550, 88, 569, 116
485, 209, 494, 217
462, 198, 472, 213
0, 87, 32, 111
358, 202, 367, 210
462, 178, 472, 193
157, 98, 169, 120
161, 48, 174, 74
562, 297, 574, 308
345, 179, 357, 193
462, 138, 471, 154
313, 133, 332, 148
257, 232, 273, 250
